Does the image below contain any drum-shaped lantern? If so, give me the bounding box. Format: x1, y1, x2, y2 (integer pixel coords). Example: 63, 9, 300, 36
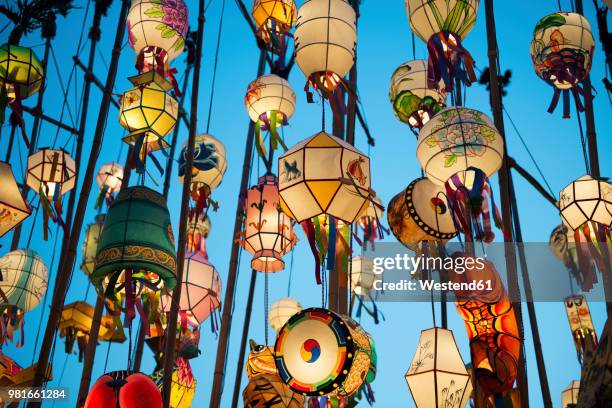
269, 297, 302, 333
278, 132, 371, 223
0, 44, 44, 100
93, 186, 177, 293
274, 307, 372, 397
0, 162, 30, 238
389, 60, 446, 129
178, 134, 228, 197
294, 0, 356, 93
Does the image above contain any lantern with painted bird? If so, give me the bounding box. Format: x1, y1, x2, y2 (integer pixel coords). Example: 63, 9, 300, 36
405, 0, 479, 91
417, 107, 504, 242
294, 0, 356, 98
530, 12, 595, 118
389, 60, 447, 129
0, 161, 30, 238
95, 162, 124, 208
0, 249, 48, 346
84, 371, 162, 408
252, 0, 297, 55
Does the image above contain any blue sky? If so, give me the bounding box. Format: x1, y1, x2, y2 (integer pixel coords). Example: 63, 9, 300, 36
1, 0, 611, 407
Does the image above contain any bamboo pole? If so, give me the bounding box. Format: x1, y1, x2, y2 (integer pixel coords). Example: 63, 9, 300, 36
209, 50, 266, 408
482, 1, 528, 406
230, 269, 258, 408
29, 0, 129, 398
161, 0, 205, 405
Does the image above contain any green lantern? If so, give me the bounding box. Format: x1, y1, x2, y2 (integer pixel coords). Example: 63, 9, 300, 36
0, 44, 44, 100
93, 186, 177, 296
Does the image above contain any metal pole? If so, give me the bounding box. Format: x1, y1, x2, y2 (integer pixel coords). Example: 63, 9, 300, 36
209, 50, 266, 408
482, 1, 528, 406
230, 269, 258, 408
29, 0, 129, 398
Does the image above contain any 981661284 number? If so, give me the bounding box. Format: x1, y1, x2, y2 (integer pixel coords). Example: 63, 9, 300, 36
0, 387, 68, 402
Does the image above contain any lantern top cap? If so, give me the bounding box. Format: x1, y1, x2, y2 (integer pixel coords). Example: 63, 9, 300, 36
283, 131, 365, 156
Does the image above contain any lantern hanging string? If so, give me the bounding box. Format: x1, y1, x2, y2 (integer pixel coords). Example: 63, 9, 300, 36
264, 271, 269, 345
206, 0, 227, 134
49, 353, 70, 408
287, 248, 294, 297
575, 109, 591, 175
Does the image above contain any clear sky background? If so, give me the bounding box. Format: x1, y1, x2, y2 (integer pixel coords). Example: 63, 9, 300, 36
1, 0, 611, 407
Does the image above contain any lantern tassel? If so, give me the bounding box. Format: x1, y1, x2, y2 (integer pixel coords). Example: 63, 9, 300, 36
301, 219, 322, 284
426, 31, 476, 92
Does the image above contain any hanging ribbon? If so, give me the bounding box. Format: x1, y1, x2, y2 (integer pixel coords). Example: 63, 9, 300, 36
301, 219, 321, 284
541, 48, 590, 118
426, 31, 476, 92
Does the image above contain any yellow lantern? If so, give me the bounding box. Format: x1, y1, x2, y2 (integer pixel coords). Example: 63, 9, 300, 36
246, 340, 277, 379
0, 161, 30, 238
530, 12, 595, 117
0, 44, 44, 101
127, 0, 189, 63
268, 297, 302, 333
252, 0, 297, 53
564, 295, 597, 363
561, 380, 580, 408
278, 131, 371, 224
0, 352, 52, 387
59, 301, 110, 361
81, 214, 105, 275
152, 358, 196, 408
350, 256, 375, 296
389, 60, 447, 129
294, 0, 356, 94
239, 174, 297, 272
405, 0, 479, 90
405, 327, 472, 408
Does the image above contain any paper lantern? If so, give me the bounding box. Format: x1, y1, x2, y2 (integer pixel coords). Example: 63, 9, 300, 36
59, 301, 110, 362
561, 380, 580, 408
387, 177, 457, 250
239, 174, 297, 272
0, 44, 44, 100
93, 186, 177, 306
247, 340, 278, 379
350, 256, 375, 296
178, 133, 228, 205
26, 148, 76, 198
252, 0, 297, 54
0, 161, 30, 238
152, 358, 195, 408
356, 195, 384, 248
81, 215, 106, 275
95, 162, 124, 208
274, 307, 372, 398
243, 373, 306, 408
405, 327, 471, 408
294, 0, 356, 95
405, 0, 478, 90
161, 251, 221, 327
269, 297, 302, 333
84, 371, 162, 408
278, 132, 372, 223
565, 295, 597, 363
530, 12, 594, 117
127, 0, 188, 63
417, 107, 504, 242
549, 224, 599, 291
0, 352, 52, 387
389, 60, 447, 129
187, 213, 211, 253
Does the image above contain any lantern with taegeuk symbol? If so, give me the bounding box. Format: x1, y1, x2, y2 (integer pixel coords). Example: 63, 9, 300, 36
530, 12, 595, 118
26, 148, 76, 239
389, 60, 447, 129
405, 327, 472, 408
252, 0, 297, 54
565, 295, 597, 364
59, 301, 110, 362
405, 0, 479, 91
0, 249, 48, 346
238, 174, 297, 272
294, 0, 356, 97
417, 107, 504, 242
268, 297, 302, 333
0, 161, 30, 238
95, 162, 124, 208
243, 373, 306, 408
274, 307, 372, 399
84, 371, 162, 408
561, 380, 580, 408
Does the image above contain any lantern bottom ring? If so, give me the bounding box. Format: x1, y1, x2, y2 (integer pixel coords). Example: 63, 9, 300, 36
251, 249, 285, 273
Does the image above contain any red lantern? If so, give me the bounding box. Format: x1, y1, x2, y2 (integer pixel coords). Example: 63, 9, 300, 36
84, 371, 162, 408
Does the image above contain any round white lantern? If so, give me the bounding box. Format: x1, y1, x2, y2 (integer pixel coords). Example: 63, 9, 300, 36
268, 297, 302, 332
405, 0, 479, 43
559, 175, 612, 232
96, 162, 124, 196
178, 133, 228, 195
245, 74, 296, 124
0, 249, 48, 313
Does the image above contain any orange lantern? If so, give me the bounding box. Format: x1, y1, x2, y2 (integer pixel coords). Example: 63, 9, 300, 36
252, 0, 297, 54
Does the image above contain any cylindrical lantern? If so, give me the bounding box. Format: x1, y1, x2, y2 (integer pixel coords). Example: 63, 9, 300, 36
274, 307, 372, 398
405, 327, 471, 408
278, 131, 372, 223
126, 0, 189, 63
0, 249, 48, 313
405, 0, 479, 90
59, 301, 110, 361
389, 60, 447, 129
294, 0, 356, 94
243, 373, 306, 407
161, 251, 222, 327
81, 215, 106, 275
530, 12, 594, 117
268, 297, 302, 333
93, 186, 177, 295
240, 174, 296, 272
387, 177, 457, 250
0, 161, 31, 238
96, 162, 124, 207
84, 371, 162, 408
561, 380, 580, 408
178, 133, 228, 201
565, 295, 598, 363
26, 149, 76, 199
350, 256, 375, 296
246, 340, 277, 379
0, 45, 44, 100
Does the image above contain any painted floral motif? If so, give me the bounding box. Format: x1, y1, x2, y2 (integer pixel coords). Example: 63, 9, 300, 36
408, 340, 433, 374
143, 0, 188, 52
425, 109, 496, 167
440, 379, 467, 408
